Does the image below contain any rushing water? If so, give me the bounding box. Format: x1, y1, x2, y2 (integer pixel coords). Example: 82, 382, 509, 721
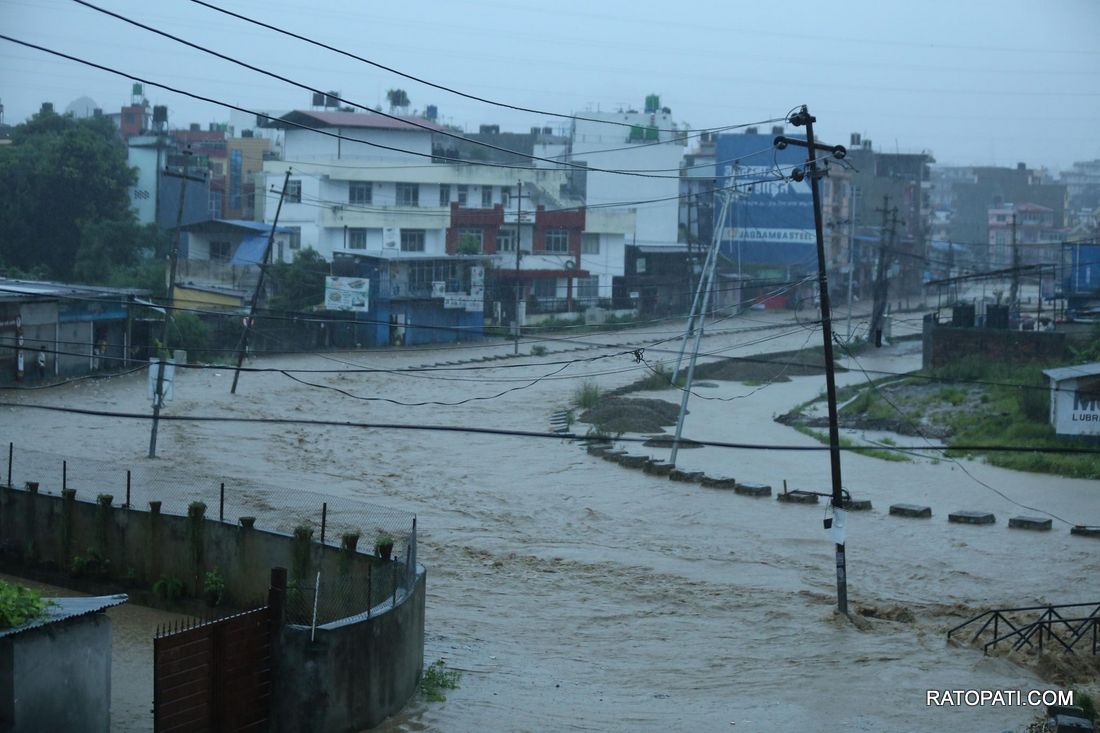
3, 309, 1096, 732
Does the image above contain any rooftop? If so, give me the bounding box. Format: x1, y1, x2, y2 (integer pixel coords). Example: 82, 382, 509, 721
271, 110, 448, 134
0, 594, 127, 640
1043, 362, 1100, 382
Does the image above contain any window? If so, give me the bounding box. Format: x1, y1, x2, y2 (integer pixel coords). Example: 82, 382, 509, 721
532, 278, 557, 298
347, 228, 367, 250
210, 241, 231, 262
349, 181, 371, 205
287, 227, 301, 250
208, 190, 222, 219
285, 179, 301, 203
439, 184, 451, 207
581, 233, 600, 255
501, 189, 511, 209
636, 257, 647, 274
401, 229, 425, 252
397, 183, 419, 207
457, 185, 468, 207
577, 276, 600, 302
457, 228, 483, 254
544, 229, 569, 253
496, 227, 516, 252
481, 187, 492, 208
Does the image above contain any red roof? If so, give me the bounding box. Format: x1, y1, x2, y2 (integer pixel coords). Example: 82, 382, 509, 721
275, 110, 448, 133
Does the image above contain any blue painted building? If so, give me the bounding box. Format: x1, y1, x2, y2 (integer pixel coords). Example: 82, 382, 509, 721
1059, 242, 1100, 319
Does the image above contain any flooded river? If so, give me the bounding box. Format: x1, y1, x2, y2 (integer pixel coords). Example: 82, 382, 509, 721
2, 309, 1096, 731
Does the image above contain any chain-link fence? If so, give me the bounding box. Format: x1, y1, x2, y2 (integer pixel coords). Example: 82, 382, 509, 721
3, 442, 417, 625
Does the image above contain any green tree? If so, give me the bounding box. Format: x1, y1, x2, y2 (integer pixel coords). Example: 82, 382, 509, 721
267, 248, 329, 312
0, 104, 137, 280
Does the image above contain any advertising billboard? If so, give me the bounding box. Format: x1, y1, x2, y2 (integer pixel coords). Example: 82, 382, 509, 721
714, 133, 815, 266
324, 276, 370, 312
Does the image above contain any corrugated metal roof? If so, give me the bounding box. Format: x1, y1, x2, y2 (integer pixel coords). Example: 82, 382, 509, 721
1043, 363, 1100, 382
0, 279, 146, 301
0, 594, 128, 639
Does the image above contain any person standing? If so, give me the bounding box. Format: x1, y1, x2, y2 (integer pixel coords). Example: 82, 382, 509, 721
36, 347, 47, 379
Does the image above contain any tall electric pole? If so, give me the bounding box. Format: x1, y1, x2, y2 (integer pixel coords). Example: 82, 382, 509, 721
775, 106, 850, 615
148, 154, 193, 458
869, 197, 896, 347
1008, 211, 1020, 312
230, 170, 292, 394
513, 181, 522, 355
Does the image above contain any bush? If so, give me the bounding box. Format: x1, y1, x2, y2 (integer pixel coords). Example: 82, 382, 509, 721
573, 381, 601, 409
421, 659, 461, 702
0, 581, 52, 628
170, 312, 209, 362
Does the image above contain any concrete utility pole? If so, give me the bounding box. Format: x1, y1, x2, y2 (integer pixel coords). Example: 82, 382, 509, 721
775, 106, 850, 615
149, 153, 193, 458
869, 197, 896, 347
513, 180, 522, 355
1008, 211, 1020, 312
230, 170, 292, 394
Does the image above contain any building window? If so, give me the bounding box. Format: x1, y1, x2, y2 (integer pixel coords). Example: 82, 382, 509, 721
349, 181, 371, 205
544, 228, 569, 253
532, 278, 557, 298
285, 179, 301, 203
577, 276, 600, 302
457, 185, 468, 207
347, 228, 367, 250
481, 187, 492, 208
401, 229, 425, 252
636, 257, 646, 274
457, 228, 483, 254
439, 184, 450, 207
501, 189, 511, 209
496, 227, 516, 252
581, 233, 600, 254
210, 241, 231, 262
396, 183, 419, 207
287, 226, 301, 250
208, 190, 222, 218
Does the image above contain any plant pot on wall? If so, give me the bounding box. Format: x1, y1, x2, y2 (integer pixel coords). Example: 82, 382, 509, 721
374, 532, 395, 560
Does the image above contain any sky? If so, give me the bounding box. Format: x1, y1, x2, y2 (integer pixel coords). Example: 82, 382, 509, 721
2, 0, 1099, 172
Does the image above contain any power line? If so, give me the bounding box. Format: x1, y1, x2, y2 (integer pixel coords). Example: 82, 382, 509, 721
186, 0, 777, 135
65, 0, 705, 180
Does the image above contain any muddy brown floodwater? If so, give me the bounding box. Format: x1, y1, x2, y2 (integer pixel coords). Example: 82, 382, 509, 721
3, 309, 1097, 732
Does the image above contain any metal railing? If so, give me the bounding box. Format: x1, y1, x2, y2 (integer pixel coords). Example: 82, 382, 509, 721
948, 602, 1100, 656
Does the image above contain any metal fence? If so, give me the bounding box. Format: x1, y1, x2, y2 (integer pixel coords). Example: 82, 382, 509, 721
3, 442, 417, 625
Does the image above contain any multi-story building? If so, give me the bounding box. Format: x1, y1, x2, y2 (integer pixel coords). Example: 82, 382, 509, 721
987, 202, 1064, 267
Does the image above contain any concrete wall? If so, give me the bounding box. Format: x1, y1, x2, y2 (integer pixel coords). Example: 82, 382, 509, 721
0, 613, 112, 733
921, 318, 1067, 370
273, 568, 426, 733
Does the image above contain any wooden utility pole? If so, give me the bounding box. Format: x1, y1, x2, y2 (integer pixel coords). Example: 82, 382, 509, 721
230, 170, 292, 394
775, 106, 850, 615
148, 154, 193, 458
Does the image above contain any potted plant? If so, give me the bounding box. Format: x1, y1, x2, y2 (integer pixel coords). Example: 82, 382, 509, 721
203, 568, 225, 607
341, 532, 360, 553
239, 516, 256, 529
374, 532, 395, 560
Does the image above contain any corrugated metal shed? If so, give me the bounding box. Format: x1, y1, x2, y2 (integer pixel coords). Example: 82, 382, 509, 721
0, 594, 128, 640
1043, 362, 1100, 382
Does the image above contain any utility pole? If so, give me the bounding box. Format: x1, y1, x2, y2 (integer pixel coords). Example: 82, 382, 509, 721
513, 180, 522, 355
845, 184, 859, 341
1008, 211, 1020, 313
231, 170, 292, 394
775, 106, 849, 615
869, 197, 896, 347
149, 152, 192, 458
672, 185, 727, 384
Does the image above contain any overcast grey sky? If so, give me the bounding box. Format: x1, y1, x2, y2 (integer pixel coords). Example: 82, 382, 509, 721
2, 0, 1099, 171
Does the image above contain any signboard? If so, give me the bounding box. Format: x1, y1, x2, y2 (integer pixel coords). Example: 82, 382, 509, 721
443, 294, 483, 313
714, 133, 815, 265
383, 227, 399, 249
324, 276, 370, 312
1050, 373, 1100, 437
147, 358, 175, 402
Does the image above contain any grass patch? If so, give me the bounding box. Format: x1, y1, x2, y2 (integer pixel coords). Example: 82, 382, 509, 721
421, 659, 461, 702
573, 381, 602, 409
792, 424, 910, 463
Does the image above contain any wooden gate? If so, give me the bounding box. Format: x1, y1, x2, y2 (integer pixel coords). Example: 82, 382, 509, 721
153, 606, 273, 732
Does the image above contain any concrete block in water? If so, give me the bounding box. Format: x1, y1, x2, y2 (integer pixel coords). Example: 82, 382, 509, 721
1070, 525, 1100, 538
586, 444, 611, 457
602, 450, 628, 463
948, 511, 996, 525
643, 459, 673, 476
843, 498, 873, 511
1007, 516, 1052, 531
618, 454, 648, 469
777, 490, 819, 504
668, 469, 704, 483
890, 504, 932, 518
700, 475, 738, 489
734, 482, 772, 497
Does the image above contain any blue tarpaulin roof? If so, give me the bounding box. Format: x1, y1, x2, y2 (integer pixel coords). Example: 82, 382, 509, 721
231, 234, 270, 265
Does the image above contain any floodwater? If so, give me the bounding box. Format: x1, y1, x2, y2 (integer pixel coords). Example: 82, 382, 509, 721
2, 307, 1097, 732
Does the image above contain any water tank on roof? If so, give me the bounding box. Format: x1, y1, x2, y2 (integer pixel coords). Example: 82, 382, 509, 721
772, 125, 784, 136
850, 132, 862, 147
644, 94, 660, 113
479, 124, 500, 135
189, 122, 200, 132
543, 126, 552, 135
311, 92, 325, 107
425, 104, 438, 121
746, 127, 758, 135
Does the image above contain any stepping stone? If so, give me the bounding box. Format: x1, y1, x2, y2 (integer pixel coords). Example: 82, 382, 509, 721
777, 490, 819, 504
948, 511, 996, 525
843, 498, 873, 511
1008, 516, 1052, 531
1070, 525, 1100, 538
586, 444, 611, 457
618, 454, 648, 469
700, 476, 738, 489
642, 459, 673, 476
734, 482, 772, 497
602, 451, 627, 463
668, 469, 704, 483
890, 504, 932, 518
